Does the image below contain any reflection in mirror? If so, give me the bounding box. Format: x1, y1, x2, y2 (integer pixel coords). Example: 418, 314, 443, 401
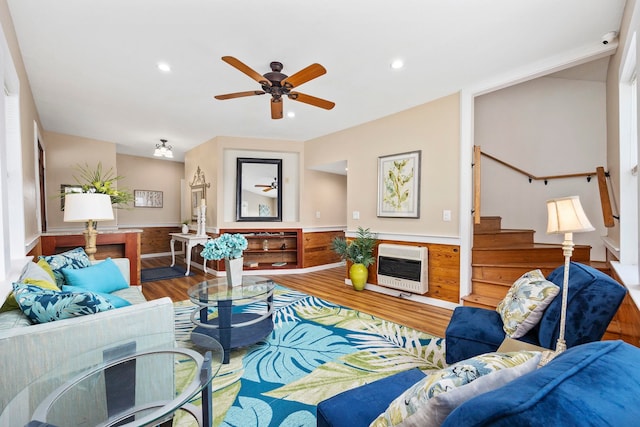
236, 158, 282, 222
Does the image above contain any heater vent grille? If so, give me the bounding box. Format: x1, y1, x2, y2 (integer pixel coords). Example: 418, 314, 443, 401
377, 244, 428, 294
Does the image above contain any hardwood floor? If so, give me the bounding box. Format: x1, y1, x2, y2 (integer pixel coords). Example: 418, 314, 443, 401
141, 256, 453, 338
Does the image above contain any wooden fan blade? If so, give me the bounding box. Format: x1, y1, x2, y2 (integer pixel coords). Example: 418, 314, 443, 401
255, 184, 270, 187
221, 56, 271, 86
262, 187, 273, 192
214, 90, 265, 100
271, 98, 283, 119
281, 63, 326, 89
288, 92, 335, 110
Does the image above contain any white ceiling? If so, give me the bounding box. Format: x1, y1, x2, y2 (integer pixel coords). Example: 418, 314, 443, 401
7, 0, 626, 162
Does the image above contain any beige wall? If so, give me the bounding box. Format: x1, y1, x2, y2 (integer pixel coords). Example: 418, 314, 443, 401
302, 170, 347, 227
475, 75, 607, 260
306, 93, 461, 237
116, 154, 184, 226
43, 131, 118, 231
42, 135, 185, 231
1, 0, 41, 247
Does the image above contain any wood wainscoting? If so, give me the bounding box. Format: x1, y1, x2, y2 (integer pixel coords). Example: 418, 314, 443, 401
345, 240, 460, 305
302, 230, 343, 268
139, 226, 183, 255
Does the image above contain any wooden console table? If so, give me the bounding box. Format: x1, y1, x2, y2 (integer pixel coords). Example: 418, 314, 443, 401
40, 229, 142, 285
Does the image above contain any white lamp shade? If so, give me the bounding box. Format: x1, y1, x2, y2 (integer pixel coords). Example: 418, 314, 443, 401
546, 196, 595, 234
64, 193, 114, 222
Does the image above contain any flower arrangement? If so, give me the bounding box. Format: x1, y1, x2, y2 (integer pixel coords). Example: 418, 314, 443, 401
201, 233, 248, 260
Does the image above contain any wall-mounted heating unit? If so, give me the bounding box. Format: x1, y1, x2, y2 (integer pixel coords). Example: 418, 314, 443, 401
377, 244, 428, 294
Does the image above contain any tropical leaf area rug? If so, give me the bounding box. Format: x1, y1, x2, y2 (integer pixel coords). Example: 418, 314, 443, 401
172, 286, 446, 427
140, 265, 193, 282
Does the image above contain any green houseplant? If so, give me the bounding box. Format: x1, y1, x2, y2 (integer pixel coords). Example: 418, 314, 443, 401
332, 227, 377, 291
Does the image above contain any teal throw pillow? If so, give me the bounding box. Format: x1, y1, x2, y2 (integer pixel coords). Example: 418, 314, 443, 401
12, 283, 115, 324
39, 247, 91, 287
61, 257, 128, 294
63, 285, 132, 308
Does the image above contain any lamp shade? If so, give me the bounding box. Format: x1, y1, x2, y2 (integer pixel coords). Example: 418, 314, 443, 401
64, 193, 114, 222
546, 196, 595, 234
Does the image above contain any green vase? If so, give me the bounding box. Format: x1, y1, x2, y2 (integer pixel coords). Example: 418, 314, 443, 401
349, 263, 368, 291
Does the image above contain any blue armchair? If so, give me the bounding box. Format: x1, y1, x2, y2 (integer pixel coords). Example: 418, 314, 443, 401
445, 262, 627, 364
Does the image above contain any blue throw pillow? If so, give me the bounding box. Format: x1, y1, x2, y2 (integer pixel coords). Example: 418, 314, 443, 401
39, 247, 91, 287
61, 258, 129, 294
12, 283, 115, 324
63, 285, 132, 309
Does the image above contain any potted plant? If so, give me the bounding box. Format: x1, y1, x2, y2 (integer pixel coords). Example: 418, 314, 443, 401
332, 227, 377, 291
71, 162, 133, 207
200, 233, 248, 286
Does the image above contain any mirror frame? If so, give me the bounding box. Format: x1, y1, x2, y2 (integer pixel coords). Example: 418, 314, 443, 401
190, 166, 210, 223
236, 157, 283, 222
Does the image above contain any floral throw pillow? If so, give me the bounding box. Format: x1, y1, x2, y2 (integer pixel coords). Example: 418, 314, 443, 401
496, 269, 560, 338
13, 283, 115, 324
39, 247, 91, 287
369, 351, 540, 426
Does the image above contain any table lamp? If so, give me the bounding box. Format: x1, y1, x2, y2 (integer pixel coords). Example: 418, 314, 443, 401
64, 193, 114, 261
546, 195, 595, 353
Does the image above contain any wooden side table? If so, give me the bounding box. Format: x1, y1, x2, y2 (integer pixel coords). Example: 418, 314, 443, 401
170, 233, 210, 276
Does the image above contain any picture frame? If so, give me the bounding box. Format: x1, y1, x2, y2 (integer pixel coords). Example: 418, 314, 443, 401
134, 189, 163, 208
377, 150, 421, 218
60, 184, 83, 211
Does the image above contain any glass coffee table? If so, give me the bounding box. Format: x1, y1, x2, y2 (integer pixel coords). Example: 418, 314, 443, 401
3, 333, 223, 427
187, 276, 276, 364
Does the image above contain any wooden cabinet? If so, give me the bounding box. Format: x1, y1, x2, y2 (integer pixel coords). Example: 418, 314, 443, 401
221, 229, 302, 270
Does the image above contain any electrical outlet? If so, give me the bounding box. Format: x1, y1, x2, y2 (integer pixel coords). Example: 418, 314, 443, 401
353, 211, 360, 220
443, 210, 452, 222
316, 211, 321, 219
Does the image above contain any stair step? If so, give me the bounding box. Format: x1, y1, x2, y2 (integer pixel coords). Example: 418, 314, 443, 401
474, 216, 502, 233
472, 263, 560, 284
473, 229, 535, 248
472, 244, 591, 264
470, 280, 512, 300
461, 294, 503, 310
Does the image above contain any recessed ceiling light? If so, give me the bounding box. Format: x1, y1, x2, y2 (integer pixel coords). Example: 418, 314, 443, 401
157, 62, 171, 72
287, 111, 296, 118
390, 59, 404, 70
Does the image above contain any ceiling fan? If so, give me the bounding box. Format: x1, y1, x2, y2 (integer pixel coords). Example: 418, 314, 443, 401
214, 56, 335, 119
255, 177, 278, 192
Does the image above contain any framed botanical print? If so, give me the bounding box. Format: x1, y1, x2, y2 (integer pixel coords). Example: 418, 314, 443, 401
377, 150, 421, 218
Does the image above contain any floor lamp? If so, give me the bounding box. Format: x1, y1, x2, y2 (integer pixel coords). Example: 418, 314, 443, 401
64, 193, 114, 261
546, 195, 595, 354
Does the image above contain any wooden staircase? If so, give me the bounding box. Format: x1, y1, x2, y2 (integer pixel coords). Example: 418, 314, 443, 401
464, 216, 593, 309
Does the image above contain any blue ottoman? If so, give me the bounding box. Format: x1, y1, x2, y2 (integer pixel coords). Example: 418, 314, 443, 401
316, 368, 426, 427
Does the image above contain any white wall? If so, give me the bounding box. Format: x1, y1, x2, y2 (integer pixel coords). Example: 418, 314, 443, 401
475, 75, 607, 260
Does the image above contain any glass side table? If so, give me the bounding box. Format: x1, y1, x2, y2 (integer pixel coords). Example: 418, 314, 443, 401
3, 333, 223, 427
187, 276, 276, 364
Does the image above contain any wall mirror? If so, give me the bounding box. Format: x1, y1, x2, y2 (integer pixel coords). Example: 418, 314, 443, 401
236, 158, 282, 222
190, 166, 210, 222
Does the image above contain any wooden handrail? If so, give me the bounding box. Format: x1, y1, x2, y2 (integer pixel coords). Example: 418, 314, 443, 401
481, 151, 595, 182
474, 147, 616, 228
473, 146, 481, 224
597, 167, 615, 227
